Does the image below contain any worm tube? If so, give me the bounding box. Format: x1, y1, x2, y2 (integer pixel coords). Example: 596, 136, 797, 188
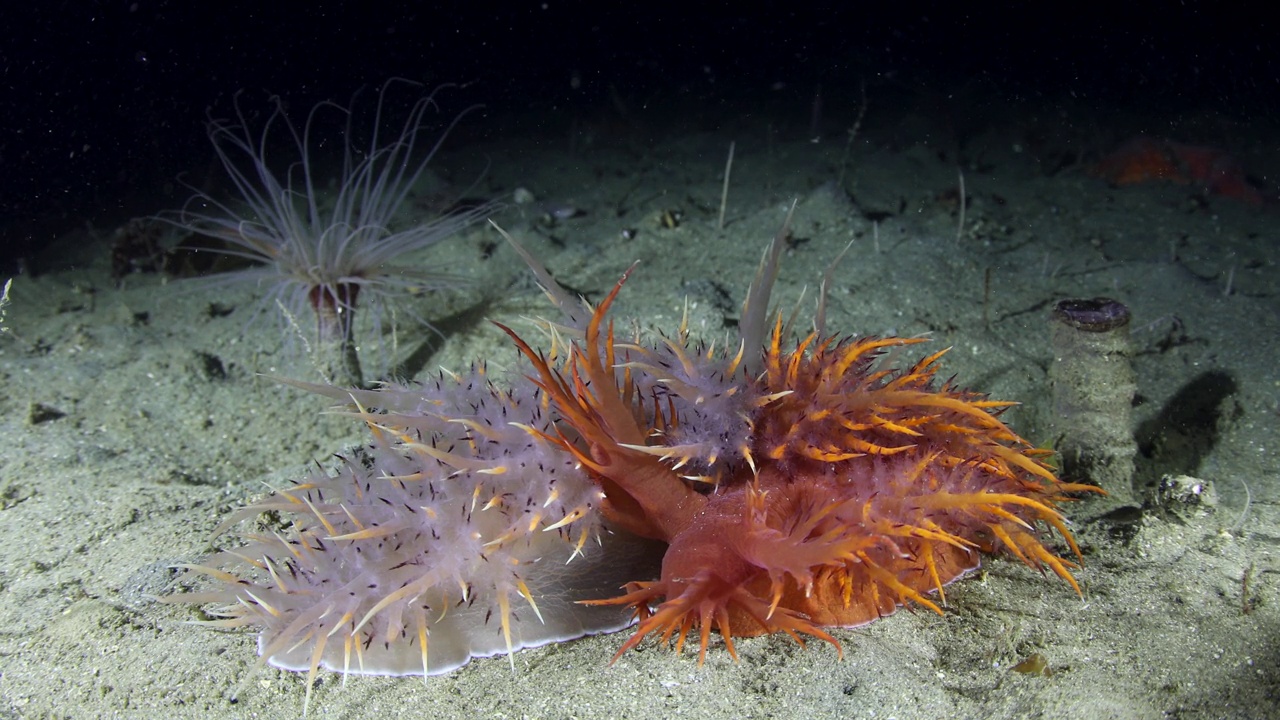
1048, 298, 1139, 516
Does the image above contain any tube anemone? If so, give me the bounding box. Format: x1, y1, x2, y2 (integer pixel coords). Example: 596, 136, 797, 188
164, 77, 495, 386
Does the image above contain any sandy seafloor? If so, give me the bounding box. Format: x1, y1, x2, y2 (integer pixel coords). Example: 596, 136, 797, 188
1, 95, 1279, 720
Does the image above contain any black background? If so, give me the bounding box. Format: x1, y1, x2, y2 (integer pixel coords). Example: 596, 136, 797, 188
3, 1, 1277, 267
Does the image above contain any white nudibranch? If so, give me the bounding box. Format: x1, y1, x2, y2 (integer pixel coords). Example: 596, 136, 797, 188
165, 366, 656, 714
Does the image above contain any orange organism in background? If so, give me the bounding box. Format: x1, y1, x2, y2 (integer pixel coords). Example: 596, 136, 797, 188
1091, 136, 1266, 206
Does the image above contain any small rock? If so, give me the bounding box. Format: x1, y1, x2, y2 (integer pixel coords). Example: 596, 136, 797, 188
1155, 474, 1218, 517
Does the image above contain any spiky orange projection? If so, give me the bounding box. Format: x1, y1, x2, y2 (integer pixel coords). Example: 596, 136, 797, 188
499, 250, 1099, 665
